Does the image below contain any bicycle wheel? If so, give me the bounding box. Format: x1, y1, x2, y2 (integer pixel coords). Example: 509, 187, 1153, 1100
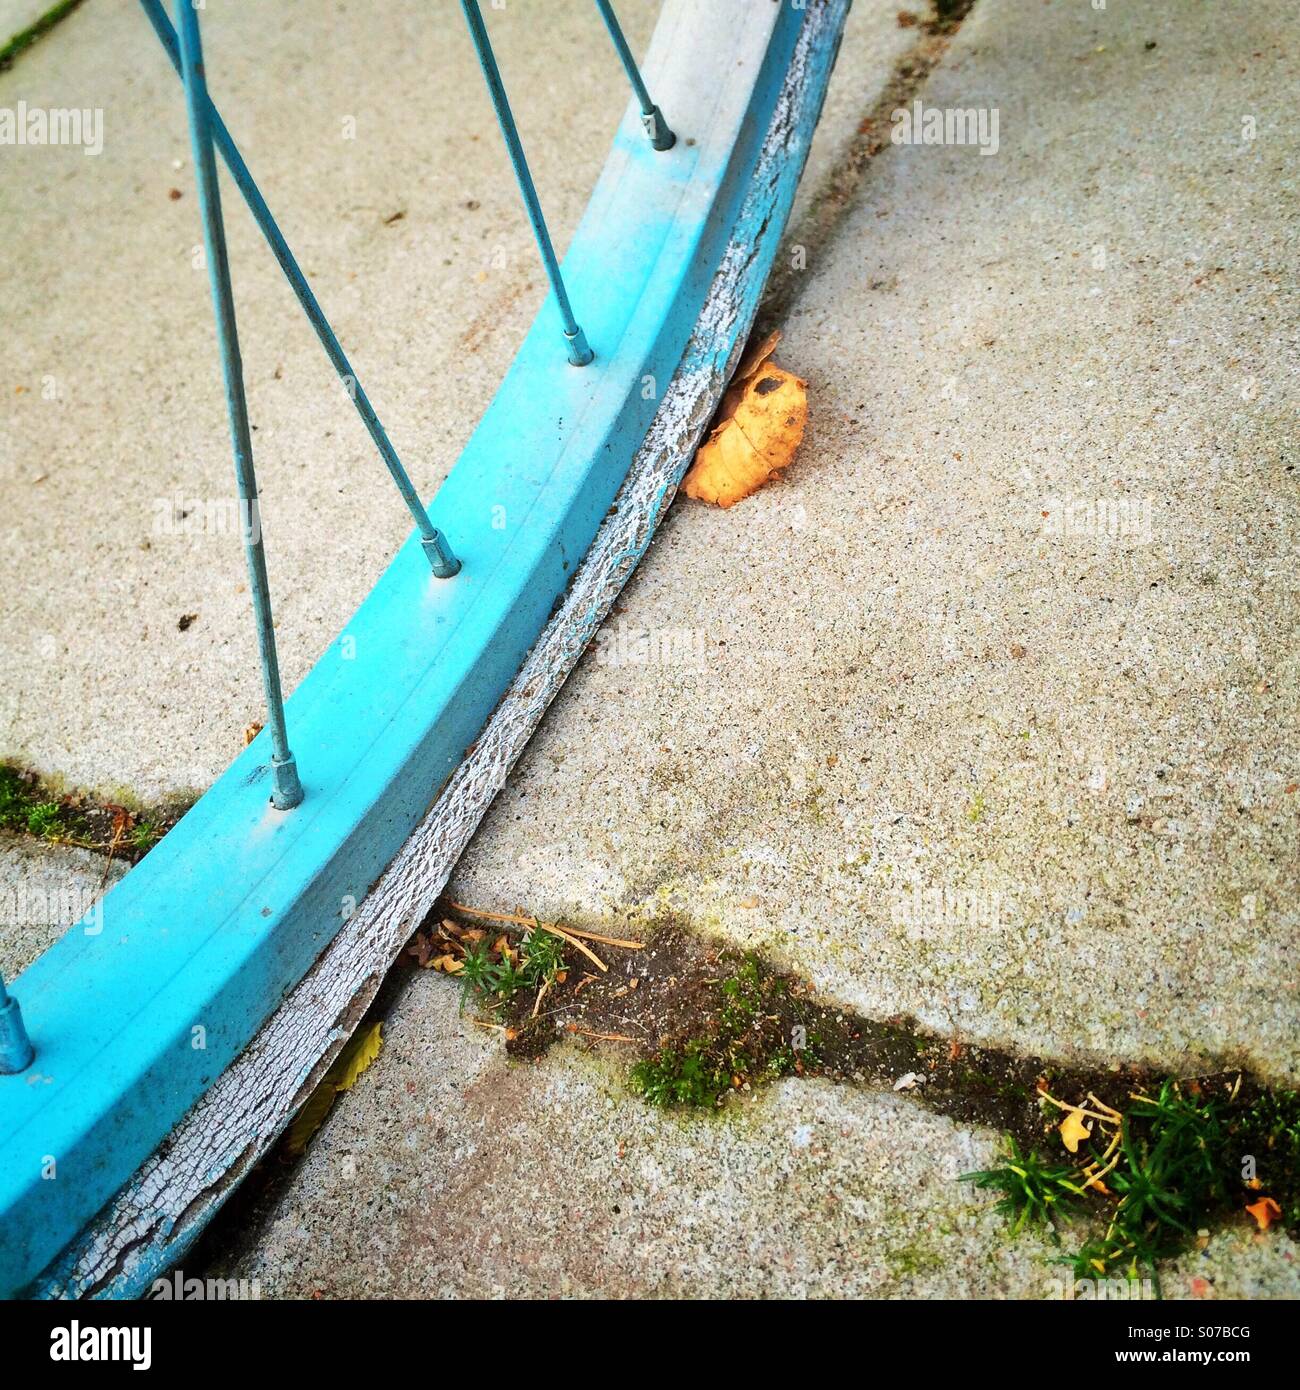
2, 0, 850, 1298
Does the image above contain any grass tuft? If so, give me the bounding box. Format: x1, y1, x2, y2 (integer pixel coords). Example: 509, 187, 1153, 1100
455, 924, 568, 1013
959, 1136, 1087, 1237
962, 1078, 1300, 1291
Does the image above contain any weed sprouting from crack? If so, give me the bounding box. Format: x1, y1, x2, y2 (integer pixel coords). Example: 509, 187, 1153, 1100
412, 909, 571, 1017
960, 1136, 1087, 1237
963, 1078, 1300, 1294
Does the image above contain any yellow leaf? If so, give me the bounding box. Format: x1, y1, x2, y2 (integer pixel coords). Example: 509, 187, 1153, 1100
285, 1022, 384, 1154
284, 1082, 337, 1158
682, 330, 808, 508
334, 1022, 383, 1093
1245, 1196, 1281, 1232
1059, 1108, 1092, 1153
430, 953, 464, 974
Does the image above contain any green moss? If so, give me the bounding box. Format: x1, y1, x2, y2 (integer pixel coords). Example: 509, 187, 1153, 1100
0, 762, 179, 859
718, 955, 764, 1030
0, 766, 89, 844
629, 953, 808, 1110
630, 1041, 734, 1109
886, 1239, 946, 1279
130, 821, 162, 853
0, 0, 86, 73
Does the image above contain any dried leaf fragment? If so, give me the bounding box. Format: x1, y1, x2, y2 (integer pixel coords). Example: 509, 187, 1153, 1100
1059, 1108, 1093, 1153
334, 1022, 383, 1092
682, 331, 808, 508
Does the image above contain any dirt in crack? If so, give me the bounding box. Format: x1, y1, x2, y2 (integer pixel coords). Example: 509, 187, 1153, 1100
421, 904, 1153, 1138
0, 763, 187, 862
414, 902, 1299, 1284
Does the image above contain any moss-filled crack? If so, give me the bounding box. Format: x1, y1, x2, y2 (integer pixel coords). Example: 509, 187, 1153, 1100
0, 762, 188, 862
414, 903, 1299, 1291
0, 0, 86, 73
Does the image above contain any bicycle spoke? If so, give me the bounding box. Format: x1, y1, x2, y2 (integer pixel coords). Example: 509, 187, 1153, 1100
139, 0, 460, 578
176, 0, 302, 809
460, 0, 594, 366
594, 0, 675, 150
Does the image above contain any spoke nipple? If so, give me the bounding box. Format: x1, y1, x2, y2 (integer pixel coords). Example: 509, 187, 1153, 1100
565, 325, 595, 367
641, 105, 676, 151
270, 752, 304, 810
422, 529, 462, 579
0, 980, 35, 1075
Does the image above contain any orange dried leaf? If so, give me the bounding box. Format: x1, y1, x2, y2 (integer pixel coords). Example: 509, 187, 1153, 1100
682, 330, 808, 508
1245, 1196, 1281, 1231
430, 953, 464, 975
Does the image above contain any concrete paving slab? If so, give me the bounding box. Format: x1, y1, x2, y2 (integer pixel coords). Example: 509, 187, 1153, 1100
0, 836, 127, 978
